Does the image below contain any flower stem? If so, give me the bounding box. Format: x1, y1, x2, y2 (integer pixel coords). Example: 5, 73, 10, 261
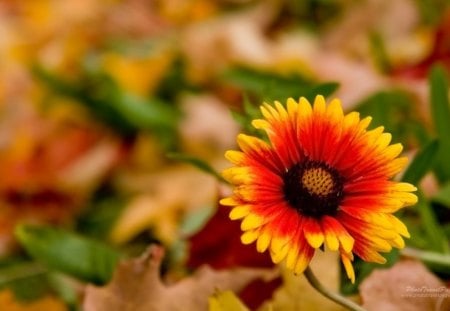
303, 266, 366, 311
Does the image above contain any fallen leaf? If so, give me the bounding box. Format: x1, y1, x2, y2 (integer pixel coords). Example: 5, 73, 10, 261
0, 117, 121, 254
261, 250, 348, 311
208, 290, 249, 311
111, 165, 217, 245
178, 94, 240, 158
187, 204, 282, 309
180, 0, 280, 83
187, 205, 274, 269
360, 260, 450, 311
109, 194, 181, 245
0, 290, 67, 311
83, 245, 277, 311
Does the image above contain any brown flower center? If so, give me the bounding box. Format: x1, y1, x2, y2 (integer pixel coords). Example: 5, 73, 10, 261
301, 167, 335, 197
282, 160, 344, 218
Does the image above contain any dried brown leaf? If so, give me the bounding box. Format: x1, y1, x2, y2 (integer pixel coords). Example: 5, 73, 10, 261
83, 245, 278, 311
360, 260, 450, 311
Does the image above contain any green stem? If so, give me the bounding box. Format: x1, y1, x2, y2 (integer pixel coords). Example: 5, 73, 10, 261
303, 266, 366, 311
401, 247, 450, 266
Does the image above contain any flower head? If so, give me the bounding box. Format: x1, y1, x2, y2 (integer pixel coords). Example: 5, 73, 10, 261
220, 95, 417, 283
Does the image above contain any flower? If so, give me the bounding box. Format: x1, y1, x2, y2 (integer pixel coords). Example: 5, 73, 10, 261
220, 95, 417, 283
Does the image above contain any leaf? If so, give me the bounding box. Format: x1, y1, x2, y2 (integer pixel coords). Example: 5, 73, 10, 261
46, 273, 79, 310
33, 66, 179, 141
76, 197, 127, 240
222, 66, 338, 102
208, 291, 250, 311
302, 82, 340, 103
166, 153, 226, 183
402, 140, 439, 185
429, 64, 450, 181
262, 251, 346, 311
179, 206, 216, 236
415, 191, 450, 254
355, 90, 427, 146
111, 165, 218, 245
83, 245, 278, 311
360, 260, 450, 311
0, 289, 67, 311
15, 225, 120, 285
187, 205, 282, 309
432, 181, 450, 208
0, 262, 49, 301
187, 205, 274, 270
109, 194, 181, 245
111, 91, 177, 132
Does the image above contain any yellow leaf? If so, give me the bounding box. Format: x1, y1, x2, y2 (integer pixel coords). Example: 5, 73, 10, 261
111, 165, 218, 245
101, 47, 173, 95
261, 251, 349, 311
208, 290, 249, 311
0, 290, 67, 311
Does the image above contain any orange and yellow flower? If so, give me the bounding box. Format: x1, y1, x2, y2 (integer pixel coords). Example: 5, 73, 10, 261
220, 95, 417, 283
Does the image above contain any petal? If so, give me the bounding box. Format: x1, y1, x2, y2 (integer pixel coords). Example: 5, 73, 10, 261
353, 244, 387, 264
324, 231, 339, 251
224, 150, 245, 165
220, 197, 239, 206
340, 205, 394, 230
326, 98, 344, 123
229, 205, 251, 220
287, 97, 299, 114
387, 214, 410, 238
270, 243, 290, 264
294, 243, 315, 274
340, 252, 355, 283
241, 229, 260, 244
256, 229, 272, 253
303, 217, 324, 249
322, 216, 354, 253
241, 213, 265, 230
313, 95, 326, 114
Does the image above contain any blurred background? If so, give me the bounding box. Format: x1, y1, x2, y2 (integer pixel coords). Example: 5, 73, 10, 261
0, 0, 450, 310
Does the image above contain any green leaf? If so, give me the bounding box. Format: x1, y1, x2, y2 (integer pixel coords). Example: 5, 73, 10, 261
180, 206, 216, 236
15, 225, 120, 285
231, 93, 267, 139
166, 153, 227, 183
429, 65, 450, 181
415, 190, 450, 253
355, 90, 427, 146
0, 262, 49, 302
301, 82, 340, 103
222, 66, 338, 102
415, 0, 450, 24
33, 66, 180, 143
402, 140, 439, 184
432, 181, 450, 208
47, 273, 79, 309
76, 196, 126, 239
111, 91, 177, 131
